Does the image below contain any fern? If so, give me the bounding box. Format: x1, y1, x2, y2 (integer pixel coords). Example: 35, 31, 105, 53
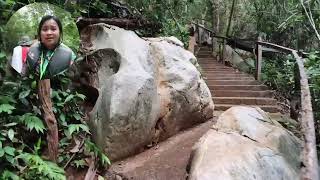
85, 140, 111, 167
1, 170, 20, 180
0, 104, 15, 114
68, 124, 90, 136
17, 153, 66, 180
20, 113, 46, 134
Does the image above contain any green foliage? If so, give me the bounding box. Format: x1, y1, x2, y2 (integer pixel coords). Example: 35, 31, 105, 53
305, 51, 320, 122
0, 44, 109, 179
85, 140, 111, 167
261, 55, 296, 99
124, 0, 212, 46
20, 113, 46, 133
4, 2, 80, 52
0, 104, 15, 114
18, 153, 66, 180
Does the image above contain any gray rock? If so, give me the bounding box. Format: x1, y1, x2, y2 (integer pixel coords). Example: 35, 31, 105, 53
223, 45, 251, 73
79, 23, 214, 160
188, 106, 301, 180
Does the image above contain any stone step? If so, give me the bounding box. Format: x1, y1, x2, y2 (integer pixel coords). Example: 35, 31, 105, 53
208, 85, 269, 91
213, 97, 277, 106
212, 90, 274, 97
205, 80, 260, 85
214, 104, 279, 113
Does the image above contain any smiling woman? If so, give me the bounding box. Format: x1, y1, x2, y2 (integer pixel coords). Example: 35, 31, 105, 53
27, 15, 76, 80
25, 15, 76, 162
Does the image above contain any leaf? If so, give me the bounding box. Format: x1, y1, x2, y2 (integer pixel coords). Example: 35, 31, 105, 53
98, 175, 105, 180
0, 148, 4, 157
19, 90, 31, 99
73, 114, 81, 121
0, 95, 16, 104
68, 124, 78, 136
5, 155, 15, 164
20, 114, 46, 133
64, 94, 74, 104
100, 153, 111, 166
3, 122, 18, 127
7, 129, 14, 141
0, 52, 6, 59
1, 170, 20, 180
76, 93, 86, 100
73, 159, 86, 168
79, 124, 90, 134
3, 146, 15, 156
60, 113, 66, 122
68, 124, 90, 136
0, 104, 15, 114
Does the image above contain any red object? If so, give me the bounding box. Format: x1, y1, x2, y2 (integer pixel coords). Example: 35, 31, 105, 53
21, 47, 29, 63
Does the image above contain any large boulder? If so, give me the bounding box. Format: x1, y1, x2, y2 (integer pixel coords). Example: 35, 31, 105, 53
78, 23, 214, 160
223, 45, 253, 73
187, 106, 301, 180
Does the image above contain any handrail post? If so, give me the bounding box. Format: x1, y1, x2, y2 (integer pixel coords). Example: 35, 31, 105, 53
255, 36, 262, 81
222, 39, 225, 65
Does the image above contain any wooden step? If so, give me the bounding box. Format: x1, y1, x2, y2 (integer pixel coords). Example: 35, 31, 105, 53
213, 97, 277, 106
212, 90, 274, 97
206, 80, 260, 85
203, 71, 244, 74
209, 85, 269, 91
204, 73, 252, 77
204, 72, 250, 76
197, 54, 212, 58
205, 76, 254, 80
214, 104, 279, 113
196, 50, 279, 113
200, 66, 232, 69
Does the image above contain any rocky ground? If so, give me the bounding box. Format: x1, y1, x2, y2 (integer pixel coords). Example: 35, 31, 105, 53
105, 115, 219, 180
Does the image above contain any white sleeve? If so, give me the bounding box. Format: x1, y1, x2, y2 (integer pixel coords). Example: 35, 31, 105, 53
11, 46, 23, 73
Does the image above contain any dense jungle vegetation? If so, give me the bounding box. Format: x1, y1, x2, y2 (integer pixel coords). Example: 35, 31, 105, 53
0, 0, 319, 179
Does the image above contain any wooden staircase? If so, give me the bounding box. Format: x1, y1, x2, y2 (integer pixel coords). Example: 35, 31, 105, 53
197, 47, 279, 113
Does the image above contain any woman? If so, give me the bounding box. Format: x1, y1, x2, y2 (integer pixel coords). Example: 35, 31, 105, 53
27, 15, 76, 80
26, 15, 76, 162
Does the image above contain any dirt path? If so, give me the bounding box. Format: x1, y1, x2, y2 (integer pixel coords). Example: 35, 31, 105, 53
106, 117, 217, 180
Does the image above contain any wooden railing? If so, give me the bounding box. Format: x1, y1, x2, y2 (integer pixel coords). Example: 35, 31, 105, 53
193, 22, 319, 180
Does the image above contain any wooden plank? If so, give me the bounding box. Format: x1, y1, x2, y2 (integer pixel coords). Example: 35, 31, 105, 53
255, 37, 262, 81
256, 41, 294, 54
292, 51, 319, 180
261, 47, 281, 53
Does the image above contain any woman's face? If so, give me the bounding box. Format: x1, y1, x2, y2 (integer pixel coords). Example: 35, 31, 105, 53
40, 19, 60, 50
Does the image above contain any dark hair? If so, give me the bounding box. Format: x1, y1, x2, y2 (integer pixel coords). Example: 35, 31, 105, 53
37, 15, 63, 48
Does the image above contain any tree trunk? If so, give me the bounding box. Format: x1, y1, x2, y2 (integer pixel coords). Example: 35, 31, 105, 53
226, 0, 237, 37
38, 79, 58, 162
212, 0, 220, 57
